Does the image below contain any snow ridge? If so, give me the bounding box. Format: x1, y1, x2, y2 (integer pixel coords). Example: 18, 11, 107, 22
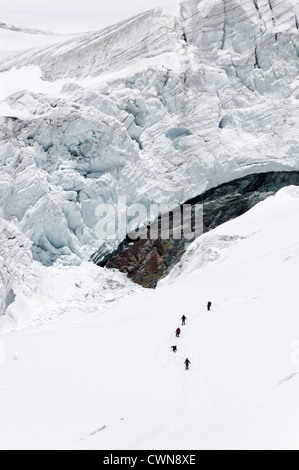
0, 22, 55, 36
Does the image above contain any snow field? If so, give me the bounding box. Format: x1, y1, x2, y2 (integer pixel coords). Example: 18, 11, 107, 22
1, 188, 299, 449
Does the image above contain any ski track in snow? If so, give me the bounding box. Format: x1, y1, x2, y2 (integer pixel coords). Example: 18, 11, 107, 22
88, 425, 107, 437
132, 311, 208, 449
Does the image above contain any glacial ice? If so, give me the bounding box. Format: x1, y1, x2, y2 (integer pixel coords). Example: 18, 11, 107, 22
1, 0, 299, 315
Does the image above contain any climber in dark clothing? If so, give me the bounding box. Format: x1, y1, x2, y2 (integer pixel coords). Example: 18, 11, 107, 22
171, 346, 177, 353
176, 328, 181, 338
181, 315, 187, 326
185, 358, 191, 370
207, 301, 212, 311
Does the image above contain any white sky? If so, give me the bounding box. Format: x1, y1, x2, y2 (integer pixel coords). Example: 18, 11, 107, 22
1, 0, 182, 33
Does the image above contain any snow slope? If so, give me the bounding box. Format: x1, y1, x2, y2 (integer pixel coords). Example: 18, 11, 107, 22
1, 0, 299, 298
0, 21, 74, 56
1, 187, 299, 450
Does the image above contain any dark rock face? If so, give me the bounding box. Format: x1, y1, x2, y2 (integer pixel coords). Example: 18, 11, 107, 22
93, 171, 299, 288
190, 171, 299, 231
103, 238, 186, 289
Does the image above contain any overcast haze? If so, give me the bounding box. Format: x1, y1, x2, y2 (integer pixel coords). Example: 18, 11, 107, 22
1, 0, 181, 33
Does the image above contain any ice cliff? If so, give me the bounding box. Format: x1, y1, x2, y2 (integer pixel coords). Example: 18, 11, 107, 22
1, 0, 299, 313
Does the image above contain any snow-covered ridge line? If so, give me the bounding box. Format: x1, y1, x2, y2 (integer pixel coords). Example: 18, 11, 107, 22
0, 9, 181, 80
0, 22, 55, 36
161, 185, 299, 285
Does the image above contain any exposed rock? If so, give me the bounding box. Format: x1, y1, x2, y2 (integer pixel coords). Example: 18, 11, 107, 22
104, 238, 186, 289
190, 171, 299, 230
96, 171, 299, 288
2, 0, 299, 292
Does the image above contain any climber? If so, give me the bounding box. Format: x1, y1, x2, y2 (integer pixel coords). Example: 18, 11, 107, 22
171, 346, 177, 353
185, 358, 191, 371
181, 315, 187, 326
207, 301, 212, 311
176, 328, 181, 338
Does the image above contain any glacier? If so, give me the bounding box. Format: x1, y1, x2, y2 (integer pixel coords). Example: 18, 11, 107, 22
1, 0, 299, 317
1, 0, 299, 451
